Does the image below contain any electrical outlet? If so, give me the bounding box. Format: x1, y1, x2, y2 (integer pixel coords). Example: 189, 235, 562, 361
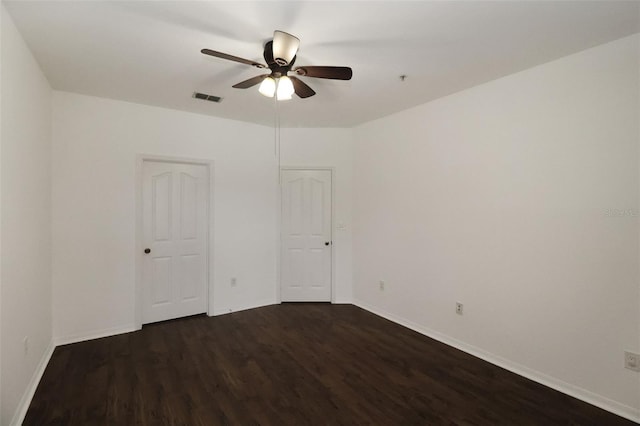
23, 336, 29, 355
625, 351, 640, 372
230, 277, 237, 287
379, 280, 385, 291
455, 302, 463, 315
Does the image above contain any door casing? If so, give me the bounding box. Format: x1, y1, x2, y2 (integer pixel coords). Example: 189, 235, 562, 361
278, 166, 335, 303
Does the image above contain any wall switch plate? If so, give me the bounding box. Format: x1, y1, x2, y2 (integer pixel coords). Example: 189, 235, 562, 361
379, 280, 385, 291
456, 302, 463, 315
625, 351, 640, 372
230, 277, 237, 287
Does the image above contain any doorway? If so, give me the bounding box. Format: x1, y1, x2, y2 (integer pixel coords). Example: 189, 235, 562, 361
138, 158, 211, 325
280, 168, 333, 302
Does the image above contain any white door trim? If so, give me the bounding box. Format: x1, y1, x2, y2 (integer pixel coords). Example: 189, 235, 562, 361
279, 166, 335, 303
135, 154, 215, 330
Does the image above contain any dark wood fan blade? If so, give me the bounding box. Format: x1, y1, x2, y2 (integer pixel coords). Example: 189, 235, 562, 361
290, 76, 316, 98
294, 66, 352, 80
232, 74, 269, 89
201, 49, 266, 68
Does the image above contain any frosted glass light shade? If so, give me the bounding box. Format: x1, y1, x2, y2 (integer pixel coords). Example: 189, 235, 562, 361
258, 76, 276, 97
276, 76, 294, 100
273, 31, 300, 66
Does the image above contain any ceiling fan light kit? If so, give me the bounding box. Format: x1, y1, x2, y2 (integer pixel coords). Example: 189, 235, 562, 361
276, 76, 295, 100
258, 76, 276, 97
201, 30, 352, 100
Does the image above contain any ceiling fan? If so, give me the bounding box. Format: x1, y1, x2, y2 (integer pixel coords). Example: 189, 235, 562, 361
201, 30, 352, 100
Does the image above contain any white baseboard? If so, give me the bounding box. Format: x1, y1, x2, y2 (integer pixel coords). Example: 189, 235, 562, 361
353, 299, 640, 424
54, 324, 137, 347
10, 340, 55, 426
211, 298, 277, 316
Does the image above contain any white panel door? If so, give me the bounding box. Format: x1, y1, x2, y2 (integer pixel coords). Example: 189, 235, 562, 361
281, 169, 332, 301
142, 161, 209, 324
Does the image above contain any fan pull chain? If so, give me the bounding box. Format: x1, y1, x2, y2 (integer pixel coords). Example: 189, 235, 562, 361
274, 95, 281, 183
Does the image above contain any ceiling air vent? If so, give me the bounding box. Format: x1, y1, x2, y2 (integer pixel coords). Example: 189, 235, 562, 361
193, 92, 223, 103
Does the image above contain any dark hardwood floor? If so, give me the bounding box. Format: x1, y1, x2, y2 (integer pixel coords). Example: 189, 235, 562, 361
25, 304, 635, 425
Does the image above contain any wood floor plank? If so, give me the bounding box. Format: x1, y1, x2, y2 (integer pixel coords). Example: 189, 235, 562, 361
24, 304, 636, 425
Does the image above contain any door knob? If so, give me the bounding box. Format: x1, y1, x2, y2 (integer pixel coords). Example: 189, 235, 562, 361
144, 248, 151, 254
324, 241, 331, 246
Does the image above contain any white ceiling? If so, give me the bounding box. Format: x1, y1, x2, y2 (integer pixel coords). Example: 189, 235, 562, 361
4, 1, 639, 128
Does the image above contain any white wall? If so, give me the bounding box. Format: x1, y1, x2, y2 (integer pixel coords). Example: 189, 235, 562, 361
52, 92, 276, 340
353, 34, 640, 419
51, 93, 355, 343
280, 128, 354, 302
1, 4, 53, 425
